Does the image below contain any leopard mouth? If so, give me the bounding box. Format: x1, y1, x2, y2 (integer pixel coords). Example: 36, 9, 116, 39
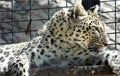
75, 42, 88, 50
88, 45, 97, 52
88, 43, 100, 53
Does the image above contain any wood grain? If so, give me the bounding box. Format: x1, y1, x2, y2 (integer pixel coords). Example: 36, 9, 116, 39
2, 65, 116, 76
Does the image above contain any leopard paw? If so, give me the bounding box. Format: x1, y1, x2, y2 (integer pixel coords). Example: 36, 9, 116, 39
109, 59, 120, 75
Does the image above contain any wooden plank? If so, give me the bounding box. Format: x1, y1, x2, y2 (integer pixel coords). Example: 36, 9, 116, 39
28, 65, 115, 76
2, 65, 116, 76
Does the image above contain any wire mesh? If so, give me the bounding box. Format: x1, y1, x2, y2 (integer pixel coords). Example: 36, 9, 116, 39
100, 0, 120, 49
0, 0, 120, 50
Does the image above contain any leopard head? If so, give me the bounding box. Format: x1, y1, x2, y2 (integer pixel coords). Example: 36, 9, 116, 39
37, 2, 109, 51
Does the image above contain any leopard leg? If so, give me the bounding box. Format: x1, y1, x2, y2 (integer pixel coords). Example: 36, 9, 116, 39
108, 54, 120, 75
98, 48, 120, 75
8, 54, 29, 76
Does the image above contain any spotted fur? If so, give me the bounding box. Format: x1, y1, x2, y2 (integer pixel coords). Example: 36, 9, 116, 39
0, 2, 119, 76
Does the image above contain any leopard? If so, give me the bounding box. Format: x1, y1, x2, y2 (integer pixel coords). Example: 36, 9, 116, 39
0, 2, 120, 76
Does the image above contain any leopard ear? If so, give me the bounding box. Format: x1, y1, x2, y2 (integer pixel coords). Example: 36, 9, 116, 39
93, 5, 99, 13
73, 1, 88, 19
90, 5, 99, 14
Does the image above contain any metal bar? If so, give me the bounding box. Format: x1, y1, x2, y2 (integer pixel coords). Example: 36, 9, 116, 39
29, 0, 32, 40
114, 0, 117, 49
11, 0, 14, 43
48, 0, 50, 20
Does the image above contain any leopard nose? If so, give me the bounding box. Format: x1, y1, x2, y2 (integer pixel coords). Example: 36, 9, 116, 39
103, 41, 108, 46
103, 35, 109, 46
103, 43, 107, 46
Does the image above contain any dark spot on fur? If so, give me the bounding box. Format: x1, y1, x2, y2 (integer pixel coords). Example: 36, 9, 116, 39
37, 49, 39, 52
84, 50, 87, 52
40, 49, 45, 55
65, 34, 68, 37
4, 52, 9, 57
45, 38, 48, 41
73, 57, 79, 61
83, 31, 86, 34
22, 48, 26, 51
81, 36, 85, 39
38, 45, 42, 48
85, 53, 89, 55
68, 63, 72, 66
68, 38, 71, 40
76, 29, 81, 32
59, 46, 62, 49
54, 44, 58, 47
31, 52, 35, 59
53, 23, 56, 27
69, 32, 73, 36
60, 23, 63, 27
85, 34, 88, 36
50, 31, 54, 36
65, 55, 68, 58
89, 23, 92, 25
28, 48, 32, 52
51, 39, 54, 45
23, 69, 25, 72
6, 47, 10, 50
15, 64, 18, 68
68, 61, 74, 66
0, 57, 5, 62
58, 34, 62, 37
12, 63, 16, 66
86, 37, 89, 39
47, 35, 51, 37
82, 26, 85, 29
60, 40, 64, 43
59, 18, 61, 21
17, 73, 19, 76
106, 54, 110, 58
19, 63, 23, 67
65, 50, 70, 53
67, 13, 70, 16
45, 54, 51, 57
52, 51, 56, 53
46, 45, 49, 49
0, 49, 3, 53
38, 56, 41, 59
27, 43, 31, 47
86, 27, 89, 31
76, 34, 79, 37
77, 52, 83, 55
16, 60, 21, 62
64, 20, 67, 22
74, 39, 81, 41
89, 26, 91, 29
105, 60, 108, 65
13, 70, 17, 73
115, 55, 118, 58
54, 54, 57, 57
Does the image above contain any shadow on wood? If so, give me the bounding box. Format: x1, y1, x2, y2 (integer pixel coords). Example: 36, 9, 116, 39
2, 65, 116, 76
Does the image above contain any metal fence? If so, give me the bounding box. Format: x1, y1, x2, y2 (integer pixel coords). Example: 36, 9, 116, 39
100, 0, 120, 49
0, 0, 120, 49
